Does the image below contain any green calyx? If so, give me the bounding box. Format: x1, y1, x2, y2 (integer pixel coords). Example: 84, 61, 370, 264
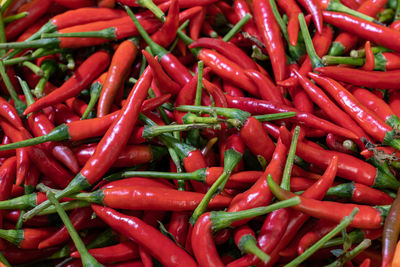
0, 229, 24, 247
238, 234, 270, 263
326, 182, 355, 199
81, 82, 103, 120
328, 42, 346, 57
0, 193, 37, 210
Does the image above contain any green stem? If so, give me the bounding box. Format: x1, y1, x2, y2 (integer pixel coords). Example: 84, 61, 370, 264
0, 60, 26, 116
81, 82, 102, 120
124, 5, 167, 59
238, 234, 270, 263
136, 0, 166, 22
396, 0, 400, 21
324, 239, 371, 267
65, 53, 75, 69
0, 11, 6, 57
21, 61, 44, 76
87, 228, 117, 250
298, 13, 323, 69
38, 200, 91, 216
46, 191, 104, 267
322, 229, 365, 248
210, 196, 301, 232
327, 0, 375, 22
142, 123, 220, 138
0, 0, 13, 13
350, 46, 391, 58
17, 76, 35, 106
322, 56, 364, 66
41, 28, 116, 39
0, 250, 11, 267
3, 11, 28, 24
281, 126, 300, 191
4, 48, 64, 66
0, 38, 60, 50
253, 112, 296, 121
190, 149, 243, 224
182, 113, 222, 124
0, 229, 24, 247
195, 61, 204, 106
0, 124, 70, 151
284, 208, 359, 267
223, 13, 252, 42
104, 168, 207, 182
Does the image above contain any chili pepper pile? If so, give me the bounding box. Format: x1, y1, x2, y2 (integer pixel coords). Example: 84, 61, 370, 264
1, 0, 400, 266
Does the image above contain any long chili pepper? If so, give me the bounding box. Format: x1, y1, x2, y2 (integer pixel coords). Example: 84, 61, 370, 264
351, 87, 396, 122
328, 0, 388, 56
309, 73, 400, 147
23, 67, 152, 221
233, 0, 262, 40
4, 0, 52, 41
24, 51, 110, 115
126, 6, 192, 86
244, 69, 285, 104
233, 225, 270, 263
225, 95, 359, 140
268, 175, 387, 229
191, 198, 300, 267
0, 96, 23, 129
97, 40, 137, 117
71, 241, 139, 264
296, 0, 323, 33
91, 204, 197, 267
252, 0, 287, 81
276, 0, 302, 46
297, 220, 339, 255
382, 187, 400, 267
150, 0, 179, 47
326, 182, 394, 205
294, 69, 368, 140
323, 11, 400, 53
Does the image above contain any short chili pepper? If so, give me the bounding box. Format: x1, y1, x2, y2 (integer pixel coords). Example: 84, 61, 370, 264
382, 187, 400, 267
24, 51, 110, 115
97, 39, 138, 117
92, 204, 197, 267
233, 225, 270, 264
268, 175, 387, 229
22, 66, 152, 221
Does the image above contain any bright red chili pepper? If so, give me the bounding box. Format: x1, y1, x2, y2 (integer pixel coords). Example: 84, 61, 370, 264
296, 0, 323, 33
276, 0, 302, 46
244, 69, 284, 104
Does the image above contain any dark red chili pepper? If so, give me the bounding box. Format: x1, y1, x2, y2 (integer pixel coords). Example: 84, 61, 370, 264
252, 0, 287, 81
24, 51, 110, 115
92, 204, 197, 267
53, 0, 95, 9
189, 7, 206, 40
1, 246, 60, 265
97, 40, 137, 117
382, 187, 400, 267
226, 95, 359, 140
168, 211, 190, 247
233, 0, 262, 41
294, 69, 368, 140
5, 0, 52, 41
71, 241, 139, 264
23, 67, 152, 221
297, 219, 337, 255
203, 79, 228, 108
53, 103, 80, 124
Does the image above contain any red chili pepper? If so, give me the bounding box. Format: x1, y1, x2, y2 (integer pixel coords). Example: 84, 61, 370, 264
297, 219, 337, 255
276, 0, 302, 46
252, 0, 287, 81
233, 225, 270, 264
244, 69, 284, 104
0, 96, 23, 129
97, 40, 137, 117
0, 227, 55, 249
296, 0, 323, 33
5, 0, 52, 41
53, 0, 95, 9
71, 241, 139, 264
53, 103, 80, 124
168, 211, 190, 247
203, 79, 228, 108
92, 204, 197, 267
363, 41, 375, 71
189, 7, 206, 40
24, 51, 110, 115
233, 0, 262, 41
382, 187, 400, 267
1, 246, 60, 265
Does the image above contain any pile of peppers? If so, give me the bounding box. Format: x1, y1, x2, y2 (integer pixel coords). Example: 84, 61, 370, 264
0, 0, 400, 266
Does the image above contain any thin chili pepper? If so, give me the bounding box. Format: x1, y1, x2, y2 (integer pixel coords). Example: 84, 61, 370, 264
0, 96, 23, 129
97, 40, 137, 117
91, 204, 197, 267
328, 0, 388, 56
309, 73, 400, 148
150, 0, 179, 47
276, 0, 302, 46
223, 80, 244, 97
22, 67, 152, 221
382, 187, 400, 267
351, 87, 396, 122
244, 69, 284, 104
53, 0, 95, 9
297, 219, 337, 255
233, 0, 261, 40
233, 225, 270, 263
226, 95, 359, 140
38, 207, 93, 249
0, 227, 54, 249
296, 0, 323, 33
142, 50, 180, 95
363, 41, 375, 71
252, 0, 287, 81
71, 241, 139, 264
268, 175, 387, 229
189, 7, 205, 41
4, 0, 52, 41
323, 11, 400, 53
24, 51, 110, 115
294, 69, 368, 140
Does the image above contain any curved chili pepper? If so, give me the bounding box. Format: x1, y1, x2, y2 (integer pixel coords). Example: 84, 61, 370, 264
328, 0, 388, 56
0, 96, 23, 129
23, 67, 152, 221
326, 182, 394, 205
382, 187, 400, 267
5, 0, 52, 41
189, 7, 206, 40
233, 0, 261, 41
252, 0, 287, 81
226, 95, 359, 140
92, 204, 197, 267
71, 241, 139, 264
244, 69, 284, 104
24, 51, 110, 115
223, 80, 244, 97
297, 219, 337, 255
97, 40, 137, 117
150, 0, 179, 47
296, 0, 323, 33
294, 69, 368, 140
268, 175, 385, 229
189, 37, 259, 71
276, 0, 302, 46
309, 72, 396, 145
363, 41, 375, 71
168, 211, 190, 247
